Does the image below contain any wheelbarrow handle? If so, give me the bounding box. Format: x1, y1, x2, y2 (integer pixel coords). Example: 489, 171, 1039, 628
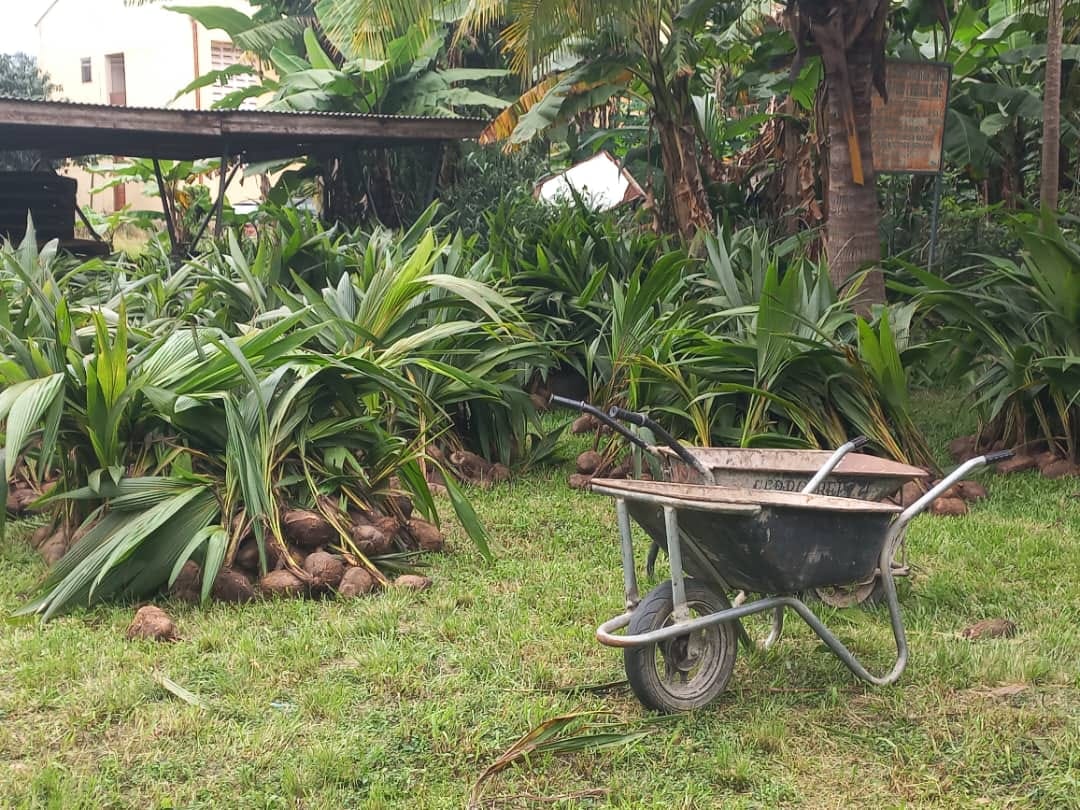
897, 448, 1015, 527
608, 406, 715, 483
801, 435, 870, 495
548, 395, 653, 453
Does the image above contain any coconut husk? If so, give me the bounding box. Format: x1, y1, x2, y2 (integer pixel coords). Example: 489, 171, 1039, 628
39, 532, 69, 565
386, 493, 414, 520
490, 463, 511, 484
608, 456, 632, 480
352, 509, 378, 529
233, 539, 261, 572
393, 574, 432, 591
259, 569, 306, 597
337, 566, 378, 597
303, 551, 345, 590
530, 393, 550, 411
961, 618, 1017, 640
997, 455, 1037, 475
568, 474, 591, 490
281, 509, 336, 549
170, 560, 202, 604
1034, 450, 1060, 469
571, 414, 599, 435
576, 450, 604, 476
29, 522, 55, 549
956, 480, 988, 501
126, 605, 179, 642
212, 567, 256, 603
898, 480, 928, 507
373, 515, 401, 541
427, 481, 449, 497
6, 482, 38, 515
948, 435, 977, 462
407, 518, 445, 552
930, 497, 967, 517
450, 450, 497, 487
351, 524, 392, 557
285, 543, 311, 567
450, 450, 492, 477
1042, 459, 1079, 479
425, 466, 448, 489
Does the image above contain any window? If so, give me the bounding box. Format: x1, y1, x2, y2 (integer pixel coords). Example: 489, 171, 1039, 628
210, 41, 258, 109
80, 58, 92, 83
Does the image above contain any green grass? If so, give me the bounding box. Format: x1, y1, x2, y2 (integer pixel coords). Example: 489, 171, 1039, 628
1, 391, 1078, 809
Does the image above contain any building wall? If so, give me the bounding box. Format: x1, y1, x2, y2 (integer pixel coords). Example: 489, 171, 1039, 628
36, 0, 264, 214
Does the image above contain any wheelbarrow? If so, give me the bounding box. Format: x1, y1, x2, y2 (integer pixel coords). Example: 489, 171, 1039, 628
551, 396, 928, 606
585, 447, 1011, 712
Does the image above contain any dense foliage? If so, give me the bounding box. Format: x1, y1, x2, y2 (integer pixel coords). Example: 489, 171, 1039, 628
0, 209, 553, 618
896, 215, 1080, 462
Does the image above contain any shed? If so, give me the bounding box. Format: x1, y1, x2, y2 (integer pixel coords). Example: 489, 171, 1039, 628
0, 97, 487, 253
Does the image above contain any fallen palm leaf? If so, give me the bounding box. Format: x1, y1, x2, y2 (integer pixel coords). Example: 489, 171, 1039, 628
468, 711, 655, 808
481, 788, 610, 807
156, 675, 210, 709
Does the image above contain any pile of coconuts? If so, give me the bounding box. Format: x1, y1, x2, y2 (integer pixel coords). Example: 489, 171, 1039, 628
17, 485, 442, 605
950, 434, 1079, 480
175, 493, 443, 603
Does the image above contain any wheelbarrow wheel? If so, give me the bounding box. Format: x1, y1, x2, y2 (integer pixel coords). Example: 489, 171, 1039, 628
624, 579, 737, 713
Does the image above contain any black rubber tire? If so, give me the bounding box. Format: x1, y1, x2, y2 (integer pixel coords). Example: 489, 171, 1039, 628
623, 579, 738, 713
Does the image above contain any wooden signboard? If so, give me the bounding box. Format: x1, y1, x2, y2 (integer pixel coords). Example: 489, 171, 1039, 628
871, 61, 951, 175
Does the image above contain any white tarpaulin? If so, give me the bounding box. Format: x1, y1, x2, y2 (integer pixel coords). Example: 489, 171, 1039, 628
535, 151, 643, 211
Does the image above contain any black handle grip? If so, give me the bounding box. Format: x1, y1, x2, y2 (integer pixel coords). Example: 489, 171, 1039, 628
548, 395, 653, 454
609, 405, 647, 427
549, 394, 585, 412
850, 436, 870, 449
984, 448, 1015, 464
608, 406, 713, 482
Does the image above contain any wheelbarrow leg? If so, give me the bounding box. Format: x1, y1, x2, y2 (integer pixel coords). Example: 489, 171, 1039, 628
663, 506, 691, 622
615, 499, 639, 611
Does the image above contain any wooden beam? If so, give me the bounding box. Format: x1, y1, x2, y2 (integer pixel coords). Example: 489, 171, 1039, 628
0, 98, 487, 161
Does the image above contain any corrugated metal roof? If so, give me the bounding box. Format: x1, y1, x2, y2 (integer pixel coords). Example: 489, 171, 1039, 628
0, 95, 489, 124
0, 97, 488, 160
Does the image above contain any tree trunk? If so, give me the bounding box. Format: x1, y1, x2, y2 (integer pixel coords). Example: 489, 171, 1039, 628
1002, 120, 1025, 209
1041, 0, 1063, 214
824, 49, 885, 310
653, 76, 714, 242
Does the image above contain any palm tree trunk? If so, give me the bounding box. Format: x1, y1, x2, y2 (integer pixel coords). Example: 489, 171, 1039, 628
1041, 0, 1063, 214
652, 75, 714, 242
825, 48, 885, 309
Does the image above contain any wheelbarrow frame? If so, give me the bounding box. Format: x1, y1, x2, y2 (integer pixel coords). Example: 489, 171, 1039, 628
551, 396, 929, 598
591, 451, 1010, 688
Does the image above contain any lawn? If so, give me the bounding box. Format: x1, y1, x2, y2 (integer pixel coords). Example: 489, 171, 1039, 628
1, 392, 1078, 809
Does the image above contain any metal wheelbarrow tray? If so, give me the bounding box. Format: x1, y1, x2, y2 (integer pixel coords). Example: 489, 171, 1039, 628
660, 447, 928, 502
587, 449, 1013, 713
602, 479, 901, 593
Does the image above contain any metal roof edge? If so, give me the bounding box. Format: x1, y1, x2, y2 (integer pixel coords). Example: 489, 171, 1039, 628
0, 96, 490, 125
35, 0, 65, 28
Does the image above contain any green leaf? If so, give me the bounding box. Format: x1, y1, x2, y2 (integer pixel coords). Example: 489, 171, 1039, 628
166, 5, 254, 37
441, 472, 492, 563
304, 27, 337, 70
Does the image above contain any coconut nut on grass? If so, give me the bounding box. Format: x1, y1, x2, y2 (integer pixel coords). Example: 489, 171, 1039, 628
127, 605, 180, 642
